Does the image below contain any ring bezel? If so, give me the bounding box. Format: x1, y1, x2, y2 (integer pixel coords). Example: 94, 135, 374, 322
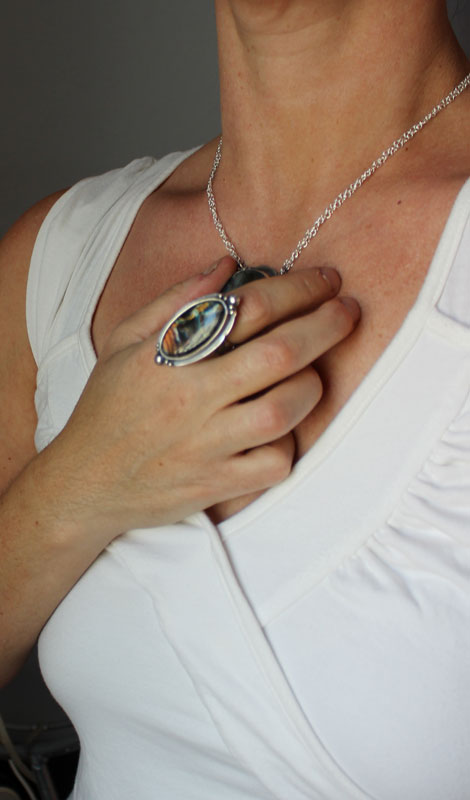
155, 292, 240, 367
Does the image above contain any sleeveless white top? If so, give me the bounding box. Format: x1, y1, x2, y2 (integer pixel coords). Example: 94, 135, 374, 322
27, 151, 470, 800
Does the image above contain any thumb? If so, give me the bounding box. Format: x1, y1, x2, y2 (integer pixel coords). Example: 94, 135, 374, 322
104, 256, 236, 353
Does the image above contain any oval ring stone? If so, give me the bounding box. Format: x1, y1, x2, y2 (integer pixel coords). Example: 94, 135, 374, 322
155, 293, 240, 366
163, 299, 225, 356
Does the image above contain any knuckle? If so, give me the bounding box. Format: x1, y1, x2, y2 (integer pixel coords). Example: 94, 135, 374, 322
101, 326, 125, 358
258, 398, 289, 436
308, 367, 324, 402
241, 285, 273, 327
259, 336, 295, 372
323, 297, 355, 336
267, 445, 293, 483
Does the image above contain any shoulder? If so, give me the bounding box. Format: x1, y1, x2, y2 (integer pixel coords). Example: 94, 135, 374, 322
0, 189, 69, 346
0, 155, 165, 369
0, 190, 69, 492
0, 187, 70, 322
0, 190, 68, 266
2, 151, 199, 368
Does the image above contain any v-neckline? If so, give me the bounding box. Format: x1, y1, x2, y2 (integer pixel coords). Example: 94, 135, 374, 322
217, 175, 470, 535
77, 149, 470, 536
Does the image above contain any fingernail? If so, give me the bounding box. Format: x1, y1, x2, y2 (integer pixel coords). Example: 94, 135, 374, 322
202, 260, 220, 275
319, 267, 341, 291
339, 296, 361, 322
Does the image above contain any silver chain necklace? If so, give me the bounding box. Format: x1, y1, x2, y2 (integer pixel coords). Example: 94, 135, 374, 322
207, 72, 470, 277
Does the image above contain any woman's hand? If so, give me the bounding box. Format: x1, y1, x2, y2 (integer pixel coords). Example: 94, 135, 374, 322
46, 256, 359, 538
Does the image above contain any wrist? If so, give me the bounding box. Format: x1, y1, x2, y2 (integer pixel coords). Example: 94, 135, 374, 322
14, 441, 121, 556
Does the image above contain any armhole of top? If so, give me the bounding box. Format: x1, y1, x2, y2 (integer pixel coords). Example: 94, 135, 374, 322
25, 158, 156, 368
25, 151, 200, 369
26, 182, 84, 368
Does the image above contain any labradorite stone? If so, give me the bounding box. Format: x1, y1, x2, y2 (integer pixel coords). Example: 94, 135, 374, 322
221, 266, 277, 292
162, 299, 226, 356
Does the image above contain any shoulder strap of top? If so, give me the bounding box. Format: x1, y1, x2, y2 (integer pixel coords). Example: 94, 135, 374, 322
26, 151, 196, 367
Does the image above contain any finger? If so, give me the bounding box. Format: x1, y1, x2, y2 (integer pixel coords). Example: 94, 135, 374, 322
134, 264, 339, 364
103, 256, 236, 354
213, 295, 360, 404
229, 433, 296, 494
227, 266, 341, 345
208, 433, 296, 520
213, 367, 322, 454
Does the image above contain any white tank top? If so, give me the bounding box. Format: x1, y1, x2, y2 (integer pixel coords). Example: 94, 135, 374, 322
27, 151, 470, 800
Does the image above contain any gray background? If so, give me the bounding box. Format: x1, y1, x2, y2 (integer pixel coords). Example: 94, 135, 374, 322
0, 0, 469, 724
1, 0, 219, 237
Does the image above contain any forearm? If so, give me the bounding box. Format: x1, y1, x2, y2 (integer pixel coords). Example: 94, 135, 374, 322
0, 445, 117, 687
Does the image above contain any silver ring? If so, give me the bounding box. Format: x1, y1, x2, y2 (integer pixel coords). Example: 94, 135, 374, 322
155, 293, 240, 367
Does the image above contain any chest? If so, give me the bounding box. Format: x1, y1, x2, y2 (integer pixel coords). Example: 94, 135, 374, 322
91, 179, 460, 460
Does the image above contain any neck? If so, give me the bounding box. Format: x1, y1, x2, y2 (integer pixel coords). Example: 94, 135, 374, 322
213, 0, 469, 266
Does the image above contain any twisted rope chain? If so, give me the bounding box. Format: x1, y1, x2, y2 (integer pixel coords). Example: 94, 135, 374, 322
207, 72, 470, 274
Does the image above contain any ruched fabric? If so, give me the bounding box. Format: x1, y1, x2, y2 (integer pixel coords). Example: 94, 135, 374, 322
27, 152, 470, 799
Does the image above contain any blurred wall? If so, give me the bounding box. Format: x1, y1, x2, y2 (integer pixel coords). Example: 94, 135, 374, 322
1, 0, 220, 236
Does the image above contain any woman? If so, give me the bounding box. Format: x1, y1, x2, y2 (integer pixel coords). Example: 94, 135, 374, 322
1, 1, 470, 797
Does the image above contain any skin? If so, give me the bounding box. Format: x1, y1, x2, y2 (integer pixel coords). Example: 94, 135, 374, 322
0, 0, 469, 685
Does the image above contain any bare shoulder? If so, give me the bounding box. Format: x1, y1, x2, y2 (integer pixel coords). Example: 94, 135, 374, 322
0, 189, 68, 494
0, 191, 68, 286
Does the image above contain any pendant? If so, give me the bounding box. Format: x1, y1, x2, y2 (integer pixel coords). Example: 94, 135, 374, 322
221, 265, 277, 292
155, 293, 240, 366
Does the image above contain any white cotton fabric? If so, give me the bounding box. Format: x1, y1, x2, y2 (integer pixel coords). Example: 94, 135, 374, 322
27, 150, 470, 800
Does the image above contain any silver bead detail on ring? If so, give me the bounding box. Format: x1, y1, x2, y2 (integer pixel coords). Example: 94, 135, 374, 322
155, 293, 240, 367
